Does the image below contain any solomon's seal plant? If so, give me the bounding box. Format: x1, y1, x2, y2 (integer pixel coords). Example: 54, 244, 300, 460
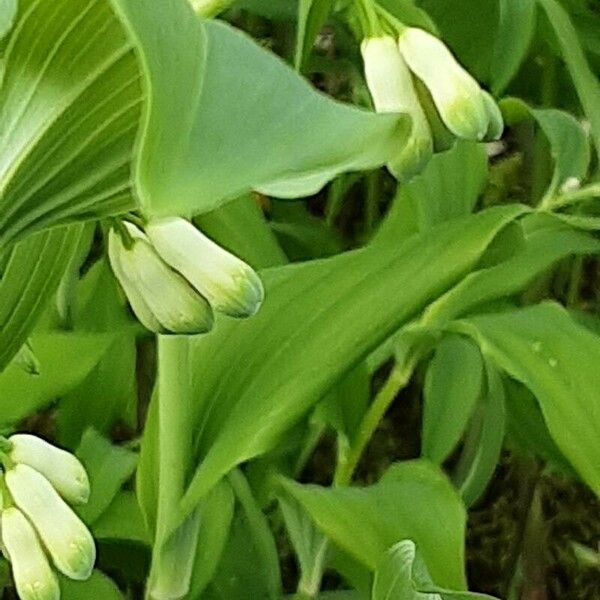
0, 0, 598, 598
0, 436, 94, 600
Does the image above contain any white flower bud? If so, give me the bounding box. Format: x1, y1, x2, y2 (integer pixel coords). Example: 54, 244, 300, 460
146, 218, 264, 318
6, 464, 96, 581
481, 90, 504, 141
361, 36, 433, 180
1, 508, 60, 600
398, 28, 488, 141
108, 223, 214, 334
8, 434, 90, 505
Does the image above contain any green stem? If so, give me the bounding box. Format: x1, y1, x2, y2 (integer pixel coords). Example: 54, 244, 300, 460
334, 359, 415, 486
542, 182, 600, 210
147, 336, 200, 600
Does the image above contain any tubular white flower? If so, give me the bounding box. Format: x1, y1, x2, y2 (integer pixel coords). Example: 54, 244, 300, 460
146, 218, 265, 318
9, 435, 90, 505
361, 36, 433, 180
398, 28, 488, 141
108, 223, 214, 334
6, 464, 96, 581
1, 508, 60, 600
481, 90, 504, 141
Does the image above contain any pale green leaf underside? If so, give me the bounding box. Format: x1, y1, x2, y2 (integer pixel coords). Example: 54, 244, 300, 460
0, 223, 87, 371
0, 0, 140, 248
109, 0, 410, 216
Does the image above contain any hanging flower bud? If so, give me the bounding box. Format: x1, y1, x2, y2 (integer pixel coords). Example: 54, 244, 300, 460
481, 90, 504, 141
146, 218, 264, 318
1, 508, 60, 600
361, 36, 433, 181
8, 435, 90, 505
108, 223, 214, 334
398, 28, 488, 141
6, 464, 96, 581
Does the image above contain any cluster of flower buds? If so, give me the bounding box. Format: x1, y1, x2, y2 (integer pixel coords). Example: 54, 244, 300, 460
108, 217, 264, 335
361, 26, 503, 181
0, 434, 94, 600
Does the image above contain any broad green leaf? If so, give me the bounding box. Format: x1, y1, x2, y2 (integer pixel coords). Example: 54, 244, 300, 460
0, 0, 17, 39
372, 539, 497, 600
501, 99, 590, 200
92, 491, 150, 545
279, 493, 329, 597
537, 0, 600, 160
177, 206, 522, 524
378, 0, 438, 32
0, 224, 86, 371
281, 461, 468, 589
456, 303, 600, 495
295, 0, 334, 71
235, 0, 298, 19
375, 142, 488, 244
455, 362, 505, 506
206, 470, 281, 600
503, 378, 574, 475
109, 0, 409, 215
490, 0, 536, 94
185, 481, 235, 599
422, 335, 484, 464
0, 0, 139, 245
75, 429, 138, 524
424, 215, 600, 324
0, 331, 114, 425
61, 570, 124, 600
419, 0, 498, 82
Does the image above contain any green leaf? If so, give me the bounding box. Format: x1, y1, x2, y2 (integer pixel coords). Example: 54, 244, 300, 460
455, 362, 506, 506
176, 206, 523, 524
92, 491, 150, 545
75, 429, 138, 524
280, 461, 468, 589
501, 99, 590, 200
375, 142, 488, 244
423, 214, 600, 324
0, 0, 17, 39
207, 470, 281, 600
61, 570, 124, 600
108, 0, 409, 215
0, 331, 114, 425
422, 335, 484, 464
537, 0, 600, 160
0, 224, 86, 371
490, 0, 536, 94
0, 0, 139, 245
456, 303, 600, 495
372, 539, 497, 600
295, 0, 334, 71
377, 0, 438, 32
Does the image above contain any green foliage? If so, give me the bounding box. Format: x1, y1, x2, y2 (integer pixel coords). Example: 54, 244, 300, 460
0, 0, 598, 598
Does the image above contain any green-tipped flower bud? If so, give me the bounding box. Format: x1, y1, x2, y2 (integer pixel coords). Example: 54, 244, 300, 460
6, 464, 96, 581
108, 223, 214, 334
8, 435, 90, 505
1, 508, 60, 600
398, 28, 488, 141
481, 90, 504, 141
146, 218, 264, 318
361, 36, 433, 181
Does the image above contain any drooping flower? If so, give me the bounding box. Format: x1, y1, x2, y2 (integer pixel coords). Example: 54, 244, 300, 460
146, 217, 264, 318
398, 28, 493, 141
1, 507, 60, 600
8, 434, 89, 505
6, 464, 96, 581
108, 222, 214, 334
361, 36, 433, 180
